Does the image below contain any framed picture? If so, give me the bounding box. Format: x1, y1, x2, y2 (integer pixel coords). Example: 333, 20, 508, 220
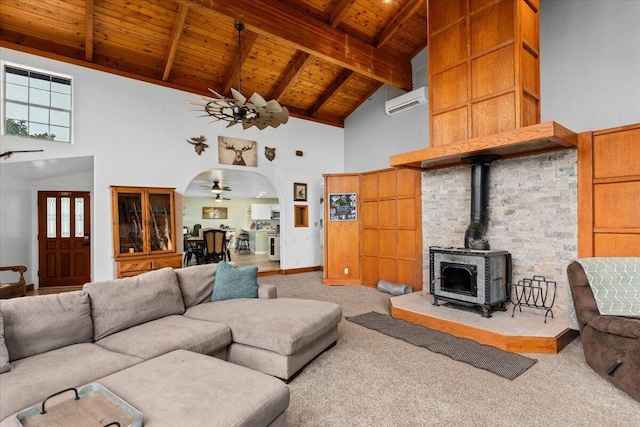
329, 193, 357, 221
294, 182, 307, 201
218, 136, 258, 167
202, 207, 228, 219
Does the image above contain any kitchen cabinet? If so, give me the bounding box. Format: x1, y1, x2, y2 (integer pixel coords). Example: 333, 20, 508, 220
111, 186, 182, 278
251, 203, 272, 220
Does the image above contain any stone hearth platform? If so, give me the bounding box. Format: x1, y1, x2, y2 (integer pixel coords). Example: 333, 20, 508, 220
390, 291, 578, 354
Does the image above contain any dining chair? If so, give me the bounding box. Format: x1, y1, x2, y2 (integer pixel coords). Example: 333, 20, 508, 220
192, 223, 202, 237
225, 234, 234, 262
183, 234, 204, 266
203, 229, 226, 264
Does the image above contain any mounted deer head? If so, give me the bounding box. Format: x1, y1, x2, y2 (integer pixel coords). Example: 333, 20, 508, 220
223, 142, 253, 166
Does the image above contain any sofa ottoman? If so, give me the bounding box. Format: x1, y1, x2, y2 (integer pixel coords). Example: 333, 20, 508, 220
184, 297, 343, 380
96, 349, 289, 427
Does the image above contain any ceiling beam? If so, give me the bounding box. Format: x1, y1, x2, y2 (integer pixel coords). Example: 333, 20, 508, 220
375, 0, 425, 48
330, 0, 356, 27
85, 0, 94, 62
309, 70, 353, 117
163, 4, 188, 81
222, 29, 258, 95
271, 51, 311, 101
181, 0, 412, 89
311, 0, 421, 118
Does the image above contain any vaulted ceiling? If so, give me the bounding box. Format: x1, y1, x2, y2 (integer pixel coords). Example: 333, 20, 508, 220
0, 0, 428, 128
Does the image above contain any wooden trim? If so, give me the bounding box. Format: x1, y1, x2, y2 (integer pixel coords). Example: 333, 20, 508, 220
281, 266, 322, 275
390, 302, 578, 354
577, 131, 594, 257
390, 121, 578, 169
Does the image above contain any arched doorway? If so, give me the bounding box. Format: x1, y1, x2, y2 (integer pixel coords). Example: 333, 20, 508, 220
183, 169, 281, 272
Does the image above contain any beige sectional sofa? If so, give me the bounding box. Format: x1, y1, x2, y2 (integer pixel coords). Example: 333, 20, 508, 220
0, 264, 342, 426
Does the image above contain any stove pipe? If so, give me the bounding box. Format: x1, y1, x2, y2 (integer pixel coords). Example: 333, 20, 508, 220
462, 155, 500, 250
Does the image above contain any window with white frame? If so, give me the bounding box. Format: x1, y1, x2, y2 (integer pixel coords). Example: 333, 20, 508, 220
3, 64, 72, 142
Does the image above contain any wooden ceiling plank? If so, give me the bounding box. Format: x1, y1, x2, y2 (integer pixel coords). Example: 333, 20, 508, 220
309, 69, 354, 117
222, 30, 259, 96
85, 0, 94, 61
271, 51, 311, 101
180, 0, 411, 89
330, 0, 356, 28
162, 3, 188, 81
375, 0, 425, 48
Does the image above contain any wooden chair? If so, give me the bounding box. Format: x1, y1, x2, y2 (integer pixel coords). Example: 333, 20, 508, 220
203, 229, 226, 264
0, 265, 27, 299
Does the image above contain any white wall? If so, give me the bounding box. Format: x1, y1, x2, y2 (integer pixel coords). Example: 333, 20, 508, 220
540, 0, 640, 132
344, 49, 429, 173
0, 173, 32, 283
0, 48, 344, 282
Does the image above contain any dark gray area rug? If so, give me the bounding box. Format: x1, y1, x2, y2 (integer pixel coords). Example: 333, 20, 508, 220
347, 311, 537, 380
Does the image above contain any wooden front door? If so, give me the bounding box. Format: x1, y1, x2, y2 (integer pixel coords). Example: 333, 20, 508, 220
38, 191, 91, 287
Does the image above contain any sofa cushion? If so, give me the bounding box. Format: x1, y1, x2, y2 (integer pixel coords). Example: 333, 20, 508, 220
212, 262, 258, 301
175, 263, 218, 308
0, 343, 142, 421
84, 267, 185, 341
0, 312, 11, 374
95, 315, 231, 360
0, 291, 93, 361
185, 298, 342, 355
96, 350, 289, 427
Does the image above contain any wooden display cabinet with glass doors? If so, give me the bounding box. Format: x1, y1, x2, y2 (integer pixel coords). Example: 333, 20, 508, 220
111, 186, 182, 278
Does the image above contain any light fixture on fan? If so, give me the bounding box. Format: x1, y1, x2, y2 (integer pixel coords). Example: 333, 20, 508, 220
200, 180, 232, 194
213, 194, 229, 202
188, 22, 289, 130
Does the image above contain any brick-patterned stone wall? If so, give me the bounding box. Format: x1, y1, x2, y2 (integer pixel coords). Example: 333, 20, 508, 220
422, 150, 578, 316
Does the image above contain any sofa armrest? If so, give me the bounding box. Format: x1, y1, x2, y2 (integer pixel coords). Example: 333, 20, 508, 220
258, 284, 277, 299
588, 315, 640, 339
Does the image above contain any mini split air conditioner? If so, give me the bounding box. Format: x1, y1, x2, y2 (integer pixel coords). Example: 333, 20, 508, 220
384, 86, 428, 116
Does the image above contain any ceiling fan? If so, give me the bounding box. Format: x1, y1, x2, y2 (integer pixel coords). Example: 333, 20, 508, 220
213, 194, 230, 202
200, 180, 232, 194
188, 22, 289, 130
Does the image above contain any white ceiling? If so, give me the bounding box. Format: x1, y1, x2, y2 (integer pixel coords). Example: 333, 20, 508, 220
1, 157, 278, 201
0, 156, 94, 181
177, 168, 279, 200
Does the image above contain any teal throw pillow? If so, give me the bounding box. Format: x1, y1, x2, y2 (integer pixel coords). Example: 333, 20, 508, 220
212, 262, 259, 301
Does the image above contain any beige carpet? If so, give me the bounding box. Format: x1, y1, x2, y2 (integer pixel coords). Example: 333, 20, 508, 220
259, 272, 640, 426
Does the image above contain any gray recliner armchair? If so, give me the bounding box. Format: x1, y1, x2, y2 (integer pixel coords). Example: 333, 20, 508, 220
567, 261, 640, 402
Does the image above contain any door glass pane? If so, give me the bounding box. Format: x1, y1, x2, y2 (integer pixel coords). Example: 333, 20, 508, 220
61, 197, 70, 238
47, 197, 56, 238
75, 198, 85, 237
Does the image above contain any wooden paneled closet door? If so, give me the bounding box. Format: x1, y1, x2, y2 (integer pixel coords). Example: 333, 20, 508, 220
578, 123, 640, 256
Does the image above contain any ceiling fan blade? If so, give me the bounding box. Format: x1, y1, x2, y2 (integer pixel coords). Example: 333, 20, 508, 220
226, 120, 238, 128
207, 88, 224, 99
230, 88, 247, 105
248, 92, 267, 108
265, 100, 283, 112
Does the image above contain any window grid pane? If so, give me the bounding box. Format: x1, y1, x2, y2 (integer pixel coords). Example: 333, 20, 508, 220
47, 197, 56, 238
75, 198, 84, 237
61, 197, 71, 238
3, 65, 72, 143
